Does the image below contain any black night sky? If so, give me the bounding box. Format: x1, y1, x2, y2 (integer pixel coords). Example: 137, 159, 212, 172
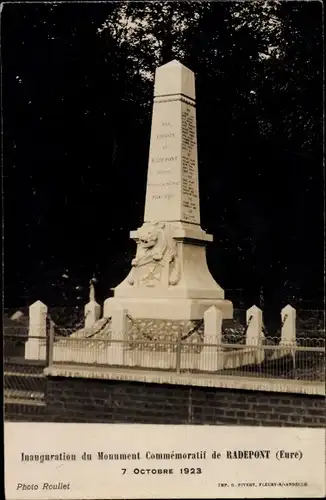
3, 2, 324, 318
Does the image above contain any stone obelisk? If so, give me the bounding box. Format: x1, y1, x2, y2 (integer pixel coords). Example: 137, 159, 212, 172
104, 60, 233, 320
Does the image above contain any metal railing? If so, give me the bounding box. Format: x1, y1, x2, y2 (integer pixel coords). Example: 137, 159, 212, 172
43, 330, 325, 383
4, 330, 47, 404
4, 324, 325, 403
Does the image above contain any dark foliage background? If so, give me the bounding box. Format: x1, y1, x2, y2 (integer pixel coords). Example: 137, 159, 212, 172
3, 1, 323, 320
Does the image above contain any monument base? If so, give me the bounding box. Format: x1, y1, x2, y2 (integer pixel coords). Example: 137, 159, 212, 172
104, 221, 233, 321
103, 297, 233, 320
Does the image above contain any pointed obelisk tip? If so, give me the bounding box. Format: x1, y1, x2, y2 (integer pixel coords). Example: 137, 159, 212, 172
158, 59, 185, 68
154, 59, 195, 100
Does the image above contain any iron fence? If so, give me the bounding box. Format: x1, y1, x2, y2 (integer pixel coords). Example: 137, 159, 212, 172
4, 324, 325, 404
4, 330, 47, 405
43, 331, 325, 383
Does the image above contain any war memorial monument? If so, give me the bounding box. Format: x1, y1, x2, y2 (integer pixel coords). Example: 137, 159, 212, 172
104, 59, 233, 323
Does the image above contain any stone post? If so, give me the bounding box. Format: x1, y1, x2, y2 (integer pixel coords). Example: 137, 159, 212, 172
11, 310, 24, 321
25, 300, 47, 361
245, 305, 265, 364
84, 280, 101, 328
200, 306, 223, 371
84, 302, 101, 328
280, 304, 296, 346
278, 304, 297, 365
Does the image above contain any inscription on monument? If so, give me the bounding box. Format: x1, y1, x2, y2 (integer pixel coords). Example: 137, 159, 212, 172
151, 156, 178, 164
181, 104, 200, 224
145, 106, 182, 220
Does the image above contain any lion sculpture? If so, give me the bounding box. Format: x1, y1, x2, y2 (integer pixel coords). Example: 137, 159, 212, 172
127, 222, 180, 287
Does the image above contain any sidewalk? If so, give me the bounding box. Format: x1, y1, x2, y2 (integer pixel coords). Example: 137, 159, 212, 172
44, 363, 325, 396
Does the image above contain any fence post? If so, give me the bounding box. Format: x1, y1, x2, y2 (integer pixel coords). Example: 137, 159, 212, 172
200, 306, 223, 371
84, 280, 101, 328
280, 304, 297, 370
46, 320, 54, 367
245, 305, 265, 364
176, 329, 182, 374
25, 300, 47, 361
280, 304, 296, 346
10, 310, 24, 321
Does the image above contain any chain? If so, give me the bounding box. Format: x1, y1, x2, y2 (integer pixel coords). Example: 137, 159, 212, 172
52, 314, 111, 339
126, 314, 204, 343
85, 317, 111, 338
243, 314, 253, 336
181, 319, 204, 341
126, 313, 154, 341
48, 311, 86, 336
281, 313, 288, 328
47, 314, 65, 337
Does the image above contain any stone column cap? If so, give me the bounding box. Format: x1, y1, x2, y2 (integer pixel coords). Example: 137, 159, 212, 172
130, 221, 213, 243
154, 60, 195, 100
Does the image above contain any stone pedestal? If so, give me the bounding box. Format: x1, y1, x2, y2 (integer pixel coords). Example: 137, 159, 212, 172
84, 300, 101, 328
104, 60, 233, 321
199, 306, 224, 372
104, 221, 233, 320
280, 304, 297, 346
245, 305, 265, 364
25, 300, 47, 361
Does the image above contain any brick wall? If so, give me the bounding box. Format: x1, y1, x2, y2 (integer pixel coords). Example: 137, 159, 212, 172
5, 402, 48, 422
30, 377, 325, 427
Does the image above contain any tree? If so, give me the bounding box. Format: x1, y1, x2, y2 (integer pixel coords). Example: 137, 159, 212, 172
4, 1, 323, 309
